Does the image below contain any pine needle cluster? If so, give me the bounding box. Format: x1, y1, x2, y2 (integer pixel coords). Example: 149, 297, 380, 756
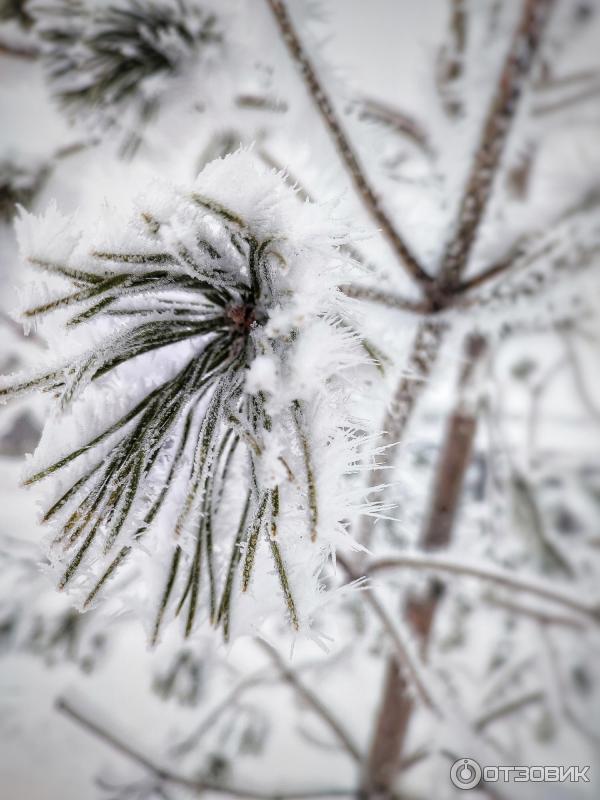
1, 152, 370, 643
31, 0, 223, 124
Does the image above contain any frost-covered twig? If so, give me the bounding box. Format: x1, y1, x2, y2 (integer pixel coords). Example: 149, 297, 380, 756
264, 0, 432, 288
362, 333, 485, 792
360, 320, 445, 548
474, 690, 545, 732
454, 188, 600, 296
356, 97, 434, 158
256, 639, 363, 763
367, 554, 600, 622
339, 284, 431, 314
532, 81, 600, 116
484, 594, 586, 630
337, 554, 439, 715
438, 0, 556, 287
56, 696, 354, 799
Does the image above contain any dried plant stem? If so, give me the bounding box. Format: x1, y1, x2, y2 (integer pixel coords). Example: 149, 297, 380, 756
264, 0, 432, 288
56, 696, 354, 799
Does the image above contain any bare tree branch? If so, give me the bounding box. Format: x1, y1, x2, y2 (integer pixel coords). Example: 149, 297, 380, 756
264, 0, 432, 288
361, 332, 486, 793
438, 0, 556, 287
56, 697, 354, 799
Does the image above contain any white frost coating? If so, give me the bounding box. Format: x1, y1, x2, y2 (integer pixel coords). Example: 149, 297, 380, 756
3, 149, 377, 645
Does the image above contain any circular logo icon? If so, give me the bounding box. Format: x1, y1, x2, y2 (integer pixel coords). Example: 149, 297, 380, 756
450, 758, 483, 790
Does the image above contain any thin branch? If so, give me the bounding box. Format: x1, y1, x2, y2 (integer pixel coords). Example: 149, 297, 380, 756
235, 94, 288, 113
339, 284, 431, 314
336, 554, 440, 714
438, 0, 556, 287
366, 553, 600, 622
264, 0, 432, 288
474, 690, 545, 732
357, 97, 435, 157
256, 639, 363, 764
534, 67, 600, 91
360, 320, 446, 548
56, 697, 353, 799
170, 673, 268, 757
532, 81, 600, 116
453, 186, 600, 296
485, 594, 586, 629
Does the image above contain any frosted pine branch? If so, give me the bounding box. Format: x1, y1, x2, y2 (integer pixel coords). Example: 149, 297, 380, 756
0, 151, 375, 643
30, 0, 224, 130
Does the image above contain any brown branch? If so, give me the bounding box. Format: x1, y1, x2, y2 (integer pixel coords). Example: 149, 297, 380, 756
56, 697, 353, 799
256, 639, 363, 764
362, 333, 486, 794
264, 0, 432, 288
438, 0, 556, 287
360, 320, 446, 548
